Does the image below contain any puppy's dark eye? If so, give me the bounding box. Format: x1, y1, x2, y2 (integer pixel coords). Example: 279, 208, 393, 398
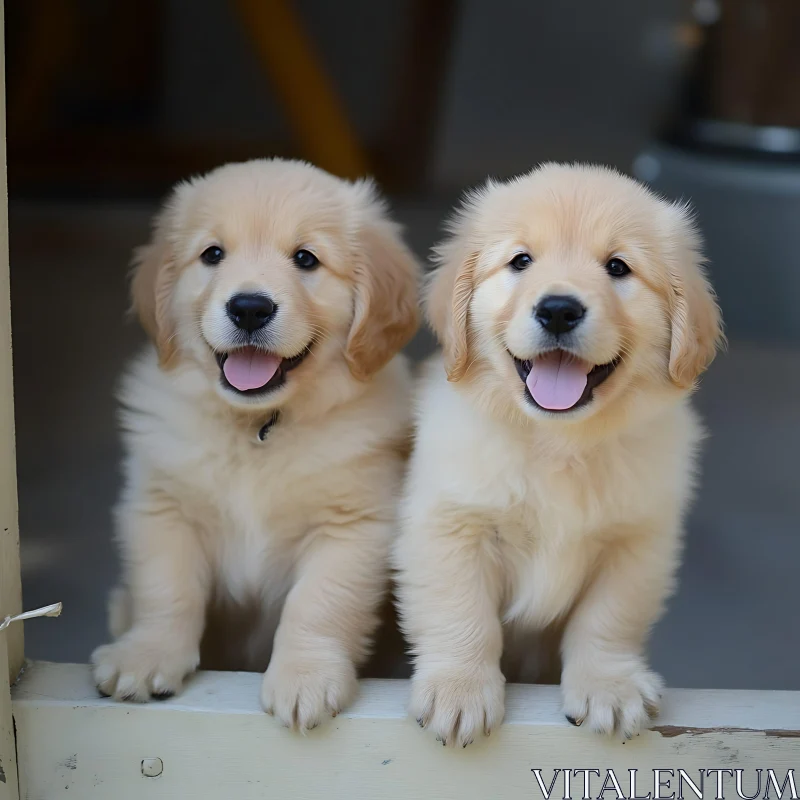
605, 257, 631, 278
509, 253, 533, 271
200, 246, 224, 266
293, 249, 320, 270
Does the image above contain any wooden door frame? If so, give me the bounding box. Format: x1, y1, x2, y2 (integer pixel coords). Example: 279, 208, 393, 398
0, 0, 22, 682
1, 1, 22, 796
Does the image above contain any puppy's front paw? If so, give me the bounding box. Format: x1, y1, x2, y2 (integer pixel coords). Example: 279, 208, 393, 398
91, 632, 199, 702
411, 662, 505, 747
562, 657, 662, 738
260, 651, 358, 733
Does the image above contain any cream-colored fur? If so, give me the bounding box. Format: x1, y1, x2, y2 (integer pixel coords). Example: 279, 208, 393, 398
91, 159, 419, 732
394, 164, 723, 747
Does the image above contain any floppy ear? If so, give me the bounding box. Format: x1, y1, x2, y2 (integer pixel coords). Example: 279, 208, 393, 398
345, 214, 420, 381
130, 218, 179, 369
667, 214, 724, 389
425, 249, 477, 382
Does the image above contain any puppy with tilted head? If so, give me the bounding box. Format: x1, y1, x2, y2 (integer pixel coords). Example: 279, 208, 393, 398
394, 164, 723, 747
92, 159, 419, 730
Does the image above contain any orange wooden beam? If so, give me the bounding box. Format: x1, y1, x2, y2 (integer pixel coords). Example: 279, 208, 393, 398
234, 0, 370, 179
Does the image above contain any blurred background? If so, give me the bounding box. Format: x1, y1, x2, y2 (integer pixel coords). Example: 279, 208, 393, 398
8, 0, 799, 687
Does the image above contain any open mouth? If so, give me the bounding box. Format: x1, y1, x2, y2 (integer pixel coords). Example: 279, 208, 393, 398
512, 349, 620, 413
215, 343, 313, 396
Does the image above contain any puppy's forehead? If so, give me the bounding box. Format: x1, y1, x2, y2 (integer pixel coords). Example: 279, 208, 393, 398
472, 168, 665, 261
176, 163, 355, 253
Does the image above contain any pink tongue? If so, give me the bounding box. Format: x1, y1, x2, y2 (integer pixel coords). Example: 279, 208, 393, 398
526, 351, 589, 410
223, 348, 281, 391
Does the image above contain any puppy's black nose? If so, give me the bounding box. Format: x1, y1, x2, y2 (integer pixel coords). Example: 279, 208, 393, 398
227, 293, 277, 333
534, 295, 586, 335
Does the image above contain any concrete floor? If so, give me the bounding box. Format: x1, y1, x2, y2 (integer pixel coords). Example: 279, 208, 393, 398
10, 201, 800, 690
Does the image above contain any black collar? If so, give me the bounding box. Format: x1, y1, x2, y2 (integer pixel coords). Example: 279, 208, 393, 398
257, 411, 280, 442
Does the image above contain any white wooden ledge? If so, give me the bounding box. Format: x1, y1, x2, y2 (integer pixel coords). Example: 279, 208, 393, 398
12, 662, 800, 800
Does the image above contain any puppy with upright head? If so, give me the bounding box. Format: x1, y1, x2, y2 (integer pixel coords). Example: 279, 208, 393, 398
394, 164, 723, 746
92, 159, 419, 730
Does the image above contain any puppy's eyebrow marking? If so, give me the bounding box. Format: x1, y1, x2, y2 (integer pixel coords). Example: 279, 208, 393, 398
483, 261, 508, 281
294, 233, 350, 277
473, 242, 524, 284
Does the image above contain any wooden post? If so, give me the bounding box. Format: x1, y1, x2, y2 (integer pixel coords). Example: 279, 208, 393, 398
0, 0, 23, 682
376, 0, 459, 192
0, 1, 23, 796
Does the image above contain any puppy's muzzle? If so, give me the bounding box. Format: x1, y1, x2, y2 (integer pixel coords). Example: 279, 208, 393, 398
534, 295, 585, 336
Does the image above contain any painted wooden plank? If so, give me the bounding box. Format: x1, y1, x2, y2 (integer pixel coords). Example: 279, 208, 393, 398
0, 0, 23, 684
13, 663, 800, 800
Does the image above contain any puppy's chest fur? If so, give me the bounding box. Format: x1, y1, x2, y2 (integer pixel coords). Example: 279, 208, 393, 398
505, 419, 692, 627
497, 444, 663, 627
133, 408, 325, 603
121, 353, 405, 605
418, 379, 698, 629
175, 418, 319, 601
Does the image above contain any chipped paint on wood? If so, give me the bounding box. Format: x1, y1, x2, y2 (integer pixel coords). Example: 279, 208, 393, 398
0, 636, 18, 800
766, 729, 800, 739
655, 725, 800, 739
58, 755, 77, 771
656, 725, 753, 738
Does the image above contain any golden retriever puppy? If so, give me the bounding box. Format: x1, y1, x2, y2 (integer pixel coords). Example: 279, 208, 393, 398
91, 159, 419, 731
394, 164, 723, 747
